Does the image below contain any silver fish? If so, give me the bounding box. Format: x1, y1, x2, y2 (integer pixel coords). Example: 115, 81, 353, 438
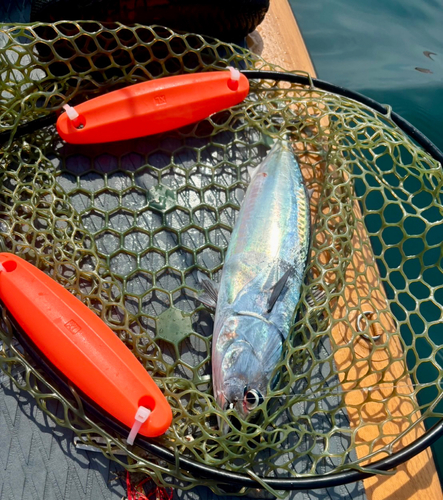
210, 139, 311, 423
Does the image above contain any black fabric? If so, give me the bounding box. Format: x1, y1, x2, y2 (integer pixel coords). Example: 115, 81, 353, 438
29, 0, 269, 42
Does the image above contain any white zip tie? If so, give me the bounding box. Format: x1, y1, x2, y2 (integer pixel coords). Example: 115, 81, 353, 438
126, 406, 151, 445
63, 104, 80, 121
228, 66, 241, 83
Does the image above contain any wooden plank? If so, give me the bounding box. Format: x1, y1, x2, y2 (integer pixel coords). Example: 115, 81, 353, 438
250, 0, 316, 74
251, 1, 443, 499
332, 206, 442, 500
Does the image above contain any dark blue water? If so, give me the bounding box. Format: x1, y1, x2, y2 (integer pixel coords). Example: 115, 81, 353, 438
291, 0, 443, 153
291, 0, 443, 479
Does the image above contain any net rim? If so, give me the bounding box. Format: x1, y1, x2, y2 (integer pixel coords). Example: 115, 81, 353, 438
3, 70, 443, 165
14, 312, 443, 490
6, 68, 443, 491
242, 70, 443, 165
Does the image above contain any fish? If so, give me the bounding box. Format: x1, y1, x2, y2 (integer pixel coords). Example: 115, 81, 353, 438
205, 139, 311, 427
415, 67, 433, 74
423, 51, 437, 61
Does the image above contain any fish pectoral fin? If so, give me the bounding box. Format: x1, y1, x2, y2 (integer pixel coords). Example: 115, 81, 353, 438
197, 271, 219, 309
197, 292, 217, 310
266, 266, 294, 313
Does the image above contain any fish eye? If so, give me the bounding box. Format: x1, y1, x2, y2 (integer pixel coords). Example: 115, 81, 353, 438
244, 388, 264, 410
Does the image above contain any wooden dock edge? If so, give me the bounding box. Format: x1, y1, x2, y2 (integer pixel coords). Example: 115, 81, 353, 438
252, 1, 443, 499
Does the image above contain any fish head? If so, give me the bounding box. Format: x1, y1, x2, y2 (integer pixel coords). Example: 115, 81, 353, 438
213, 315, 282, 428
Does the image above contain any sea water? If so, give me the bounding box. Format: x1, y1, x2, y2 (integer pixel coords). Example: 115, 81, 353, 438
291, 0, 443, 151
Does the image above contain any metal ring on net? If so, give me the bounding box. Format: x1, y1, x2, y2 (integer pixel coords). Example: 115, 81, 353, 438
356, 310, 382, 342
1, 24, 443, 494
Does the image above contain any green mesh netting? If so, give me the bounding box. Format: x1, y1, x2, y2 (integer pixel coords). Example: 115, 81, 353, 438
1, 21, 443, 496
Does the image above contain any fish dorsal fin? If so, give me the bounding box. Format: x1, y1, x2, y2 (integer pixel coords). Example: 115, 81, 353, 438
267, 266, 294, 313
197, 271, 219, 310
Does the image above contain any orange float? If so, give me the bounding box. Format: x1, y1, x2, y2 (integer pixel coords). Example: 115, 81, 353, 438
56, 69, 249, 144
0, 253, 172, 440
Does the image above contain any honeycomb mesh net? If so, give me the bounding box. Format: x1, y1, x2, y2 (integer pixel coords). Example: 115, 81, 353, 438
1, 21, 443, 495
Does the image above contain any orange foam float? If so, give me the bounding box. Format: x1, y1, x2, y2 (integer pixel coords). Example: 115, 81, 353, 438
56, 69, 249, 144
0, 253, 172, 441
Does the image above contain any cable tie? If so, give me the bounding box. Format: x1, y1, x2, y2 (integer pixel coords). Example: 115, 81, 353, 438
127, 406, 151, 445
228, 67, 241, 90
63, 104, 83, 128
63, 104, 79, 121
